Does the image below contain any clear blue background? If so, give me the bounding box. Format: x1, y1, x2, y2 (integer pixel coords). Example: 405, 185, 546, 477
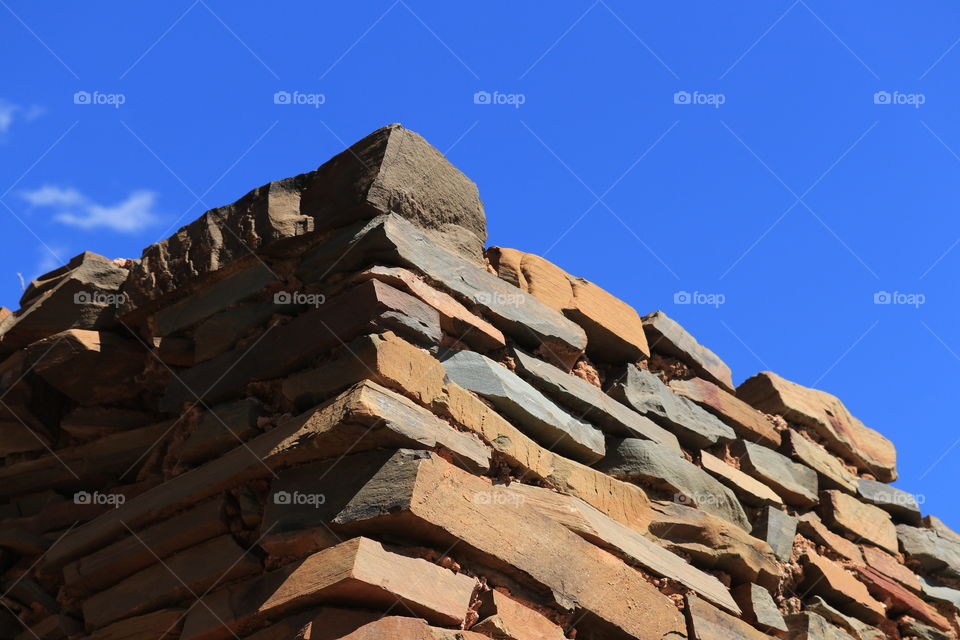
2, 2, 957, 527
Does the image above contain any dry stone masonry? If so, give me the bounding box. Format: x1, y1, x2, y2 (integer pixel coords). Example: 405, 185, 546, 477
0, 124, 956, 640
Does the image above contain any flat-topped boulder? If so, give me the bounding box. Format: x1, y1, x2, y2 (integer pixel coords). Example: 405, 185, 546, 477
737, 371, 896, 482
123, 124, 487, 313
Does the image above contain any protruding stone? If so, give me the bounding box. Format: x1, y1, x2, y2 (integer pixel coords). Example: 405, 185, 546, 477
440, 349, 605, 464
803, 597, 885, 640
510, 346, 680, 450
918, 575, 960, 609
782, 430, 858, 494
737, 371, 896, 482
607, 364, 736, 448
797, 513, 863, 564
784, 612, 857, 640
643, 311, 734, 392
598, 438, 750, 530
861, 545, 921, 592
799, 551, 886, 625
700, 451, 783, 508
733, 440, 818, 507
854, 564, 951, 630
0, 252, 128, 351
488, 247, 649, 362
670, 376, 780, 448
753, 506, 798, 562
684, 593, 772, 640
473, 591, 567, 640
731, 583, 787, 634
857, 478, 922, 525
169, 398, 266, 466
897, 523, 960, 581
900, 619, 953, 640
820, 490, 898, 554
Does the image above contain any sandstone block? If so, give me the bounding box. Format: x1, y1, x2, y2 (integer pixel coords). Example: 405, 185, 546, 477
85, 609, 183, 640
608, 364, 735, 448
796, 513, 863, 564
684, 593, 773, 640
752, 506, 797, 562
733, 440, 818, 507
784, 612, 857, 640
799, 551, 886, 625
737, 372, 896, 482
854, 564, 950, 630
782, 430, 858, 494
670, 376, 780, 448
821, 490, 898, 554
861, 545, 921, 592
857, 478, 922, 525
700, 451, 783, 508
473, 590, 568, 640
897, 523, 960, 580
731, 583, 787, 634
643, 311, 734, 392
169, 398, 266, 466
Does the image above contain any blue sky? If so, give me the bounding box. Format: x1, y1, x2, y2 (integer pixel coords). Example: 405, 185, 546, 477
2, 2, 958, 527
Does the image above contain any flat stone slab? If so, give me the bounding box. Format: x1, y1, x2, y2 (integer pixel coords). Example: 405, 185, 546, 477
597, 438, 750, 531
897, 523, 960, 581
737, 371, 896, 482
783, 429, 858, 494
799, 551, 887, 625
731, 583, 787, 634
643, 311, 735, 392
700, 451, 782, 508
440, 349, 605, 464
821, 490, 898, 554
785, 612, 858, 640
797, 513, 863, 564
684, 594, 772, 640
510, 346, 679, 451
732, 440, 819, 507
607, 364, 736, 448
752, 506, 797, 562
670, 376, 780, 448
857, 477, 922, 525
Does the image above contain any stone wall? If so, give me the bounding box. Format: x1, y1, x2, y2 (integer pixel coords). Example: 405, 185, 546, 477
0, 124, 956, 640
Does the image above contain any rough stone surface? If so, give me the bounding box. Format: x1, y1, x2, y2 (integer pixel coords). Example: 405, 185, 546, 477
797, 513, 863, 563
607, 364, 736, 448
857, 477, 922, 525
700, 451, 783, 508
854, 564, 950, 630
784, 612, 857, 640
782, 429, 858, 493
861, 545, 921, 592
488, 246, 649, 362
510, 346, 680, 450
597, 438, 750, 530
473, 591, 567, 640
730, 583, 787, 634
737, 371, 896, 482
752, 506, 798, 562
799, 551, 886, 625
733, 439, 819, 507
440, 349, 605, 464
684, 594, 772, 640
897, 523, 960, 581
669, 376, 780, 448
821, 490, 898, 554
643, 311, 735, 392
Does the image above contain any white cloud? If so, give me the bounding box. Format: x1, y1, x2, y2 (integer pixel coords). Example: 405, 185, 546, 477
20, 186, 160, 233
0, 99, 44, 135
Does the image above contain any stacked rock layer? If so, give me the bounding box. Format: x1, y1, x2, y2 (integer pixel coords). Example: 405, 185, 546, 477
0, 124, 955, 640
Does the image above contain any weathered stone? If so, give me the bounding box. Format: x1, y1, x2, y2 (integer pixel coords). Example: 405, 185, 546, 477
733, 440, 818, 507
900, 619, 953, 640
180, 537, 477, 640
821, 490, 898, 554
488, 247, 649, 362
784, 612, 857, 640
918, 574, 960, 609
510, 346, 680, 450
924, 515, 960, 543
85, 609, 183, 640
63, 496, 230, 596
753, 506, 798, 562
440, 382, 655, 534
281, 331, 447, 411
0, 420, 170, 498
297, 214, 587, 368
0, 351, 62, 454
324, 617, 487, 640
647, 500, 780, 589
597, 438, 750, 530
15, 615, 81, 640
643, 311, 734, 392
161, 279, 441, 411
60, 407, 161, 440
803, 597, 885, 640
332, 450, 687, 640
192, 300, 285, 363
607, 364, 736, 448
684, 593, 772, 640
797, 513, 863, 563
82, 534, 261, 629
783, 430, 858, 493
737, 372, 896, 482
30, 329, 145, 405
854, 564, 951, 630
731, 583, 787, 634
473, 591, 567, 640
0, 252, 128, 351
799, 551, 886, 625
170, 398, 266, 466
857, 478, 922, 525
507, 482, 741, 614
670, 377, 780, 448
700, 451, 783, 508
440, 349, 605, 464
861, 545, 921, 592
351, 265, 506, 351
41, 380, 488, 571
